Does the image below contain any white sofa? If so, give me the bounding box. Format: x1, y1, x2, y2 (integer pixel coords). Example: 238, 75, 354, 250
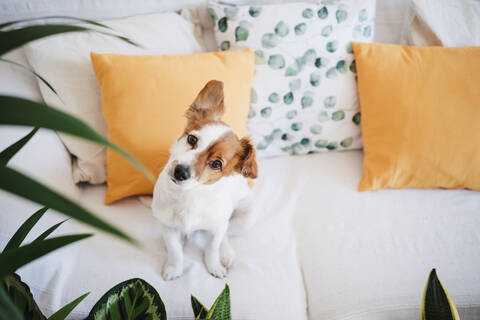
1, 1, 480, 319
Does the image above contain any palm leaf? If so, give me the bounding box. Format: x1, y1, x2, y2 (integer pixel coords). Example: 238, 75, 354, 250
0, 96, 155, 181
0, 286, 22, 320
47, 293, 89, 320
0, 16, 112, 30
0, 166, 136, 244
86, 278, 166, 320
2, 273, 45, 320
0, 58, 56, 94
0, 127, 39, 166
32, 219, 69, 243
420, 269, 460, 320
205, 285, 231, 320
191, 295, 208, 320
2, 207, 48, 252
0, 234, 92, 278
0, 24, 138, 56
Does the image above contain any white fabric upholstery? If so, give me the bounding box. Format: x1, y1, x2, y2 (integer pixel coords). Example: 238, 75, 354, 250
403, 0, 480, 46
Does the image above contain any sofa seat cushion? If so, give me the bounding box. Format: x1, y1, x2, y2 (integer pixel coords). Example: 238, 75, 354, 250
0, 159, 307, 319
285, 150, 480, 319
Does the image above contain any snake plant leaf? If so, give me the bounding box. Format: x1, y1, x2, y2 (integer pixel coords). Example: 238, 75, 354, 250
2, 273, 45, 320
0, 96, 154, 182
48, 293, 89, 320
0, 234, 92, 278
191, 295, 208, 320
0, 58, 56, 94
86, 278, 166, 320
0, 16, 112, 30
32, 219, 69, 244
2, 207, 48, 253
0, 166, 135, 244
0, 286, 22, 320
0, 127, 39, 166
420, 269, 460, 320
0, 24, 138, 56
205, 285, 231, 320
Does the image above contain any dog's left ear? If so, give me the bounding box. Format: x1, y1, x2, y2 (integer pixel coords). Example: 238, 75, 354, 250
236, 137, 258, 179
186, 80, 225, 123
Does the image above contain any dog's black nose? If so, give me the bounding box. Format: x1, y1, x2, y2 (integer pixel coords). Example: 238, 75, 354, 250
174, 164, 190, 181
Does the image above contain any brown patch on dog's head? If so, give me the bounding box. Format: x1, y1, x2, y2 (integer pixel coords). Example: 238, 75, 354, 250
185, 80, 225, 133
194, 132, 258, 184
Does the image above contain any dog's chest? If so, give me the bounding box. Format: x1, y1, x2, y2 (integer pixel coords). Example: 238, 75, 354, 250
154, 189, 233, 233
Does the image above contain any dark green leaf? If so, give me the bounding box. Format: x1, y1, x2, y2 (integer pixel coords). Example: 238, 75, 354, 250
0, 285, 23, 320
218, 17, 227, 32
2, 207, 48, 252
0, 234, 91, 279
48, 293, 89, 320
0, 16, 112, 30
191, 295, 208, 319
0, 127, 38, 166
421, 269, 459, 320
32, 219, 69, 244
0, 96, 154, 182
2, 273, 45, 320
0, 24, 138, 56
86, 278, 166, 320
0, 166, 136, 244
0, 58, 56, 94
206, 285, 230, 320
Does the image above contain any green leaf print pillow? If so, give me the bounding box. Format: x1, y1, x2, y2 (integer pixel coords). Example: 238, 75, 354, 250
208, 0, 375, 157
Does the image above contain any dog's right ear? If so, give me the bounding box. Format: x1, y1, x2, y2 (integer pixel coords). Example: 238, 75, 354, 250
186, 80, 225, 123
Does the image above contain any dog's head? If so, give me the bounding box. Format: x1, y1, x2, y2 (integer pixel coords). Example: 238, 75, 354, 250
166, 80, 257, 188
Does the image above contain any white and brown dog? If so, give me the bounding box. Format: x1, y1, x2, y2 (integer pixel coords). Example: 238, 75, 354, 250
152, 80, 258, 280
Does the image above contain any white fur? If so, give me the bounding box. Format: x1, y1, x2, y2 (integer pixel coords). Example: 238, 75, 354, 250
152, 123, 252, 280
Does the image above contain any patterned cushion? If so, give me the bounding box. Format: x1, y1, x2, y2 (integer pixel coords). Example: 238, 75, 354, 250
208, 0, 376, 158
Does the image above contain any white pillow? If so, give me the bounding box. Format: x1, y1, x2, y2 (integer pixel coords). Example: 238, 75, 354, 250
208, 0, 376, 158
24, 12, 204, 184
403, 0, 480, 46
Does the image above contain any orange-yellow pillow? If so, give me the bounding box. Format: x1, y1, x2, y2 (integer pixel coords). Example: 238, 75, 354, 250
91, 49, 254, 204
353, 43, 480, 191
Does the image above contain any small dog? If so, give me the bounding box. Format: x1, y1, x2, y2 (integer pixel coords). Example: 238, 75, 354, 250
152, 80, 258, 280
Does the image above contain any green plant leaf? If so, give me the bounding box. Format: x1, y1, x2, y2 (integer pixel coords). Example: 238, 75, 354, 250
420, 269, 459, 320
32, 219, 69, 244
218, 17, 227, 32
191, 295, 208, 320
0, 24, 138, 56
0, 16, 112, 30
48, 293, 89, 320
206, 285, 231, 320
0, 58, 57, 94
0, 234, 91, 279
86, 278, 166, 320
0, 285, 23, 320
0, 127, 38, 166
0, 96, 154, 182
2, 207, 48, 253
0, 166, 136, 244
2, 273, 45, 320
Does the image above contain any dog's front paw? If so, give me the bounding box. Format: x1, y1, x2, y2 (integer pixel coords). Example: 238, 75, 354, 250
162, 262, 183, 281
220, 243, 235, 269
206, 260, 227, 278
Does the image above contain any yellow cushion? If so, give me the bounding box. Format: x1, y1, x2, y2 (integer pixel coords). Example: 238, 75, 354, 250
91, 49, 254, 204
353, 43, 480, 191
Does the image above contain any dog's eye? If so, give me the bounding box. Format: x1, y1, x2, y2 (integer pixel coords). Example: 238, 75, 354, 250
209, 160, 222, 170
187, 134, 198, 146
